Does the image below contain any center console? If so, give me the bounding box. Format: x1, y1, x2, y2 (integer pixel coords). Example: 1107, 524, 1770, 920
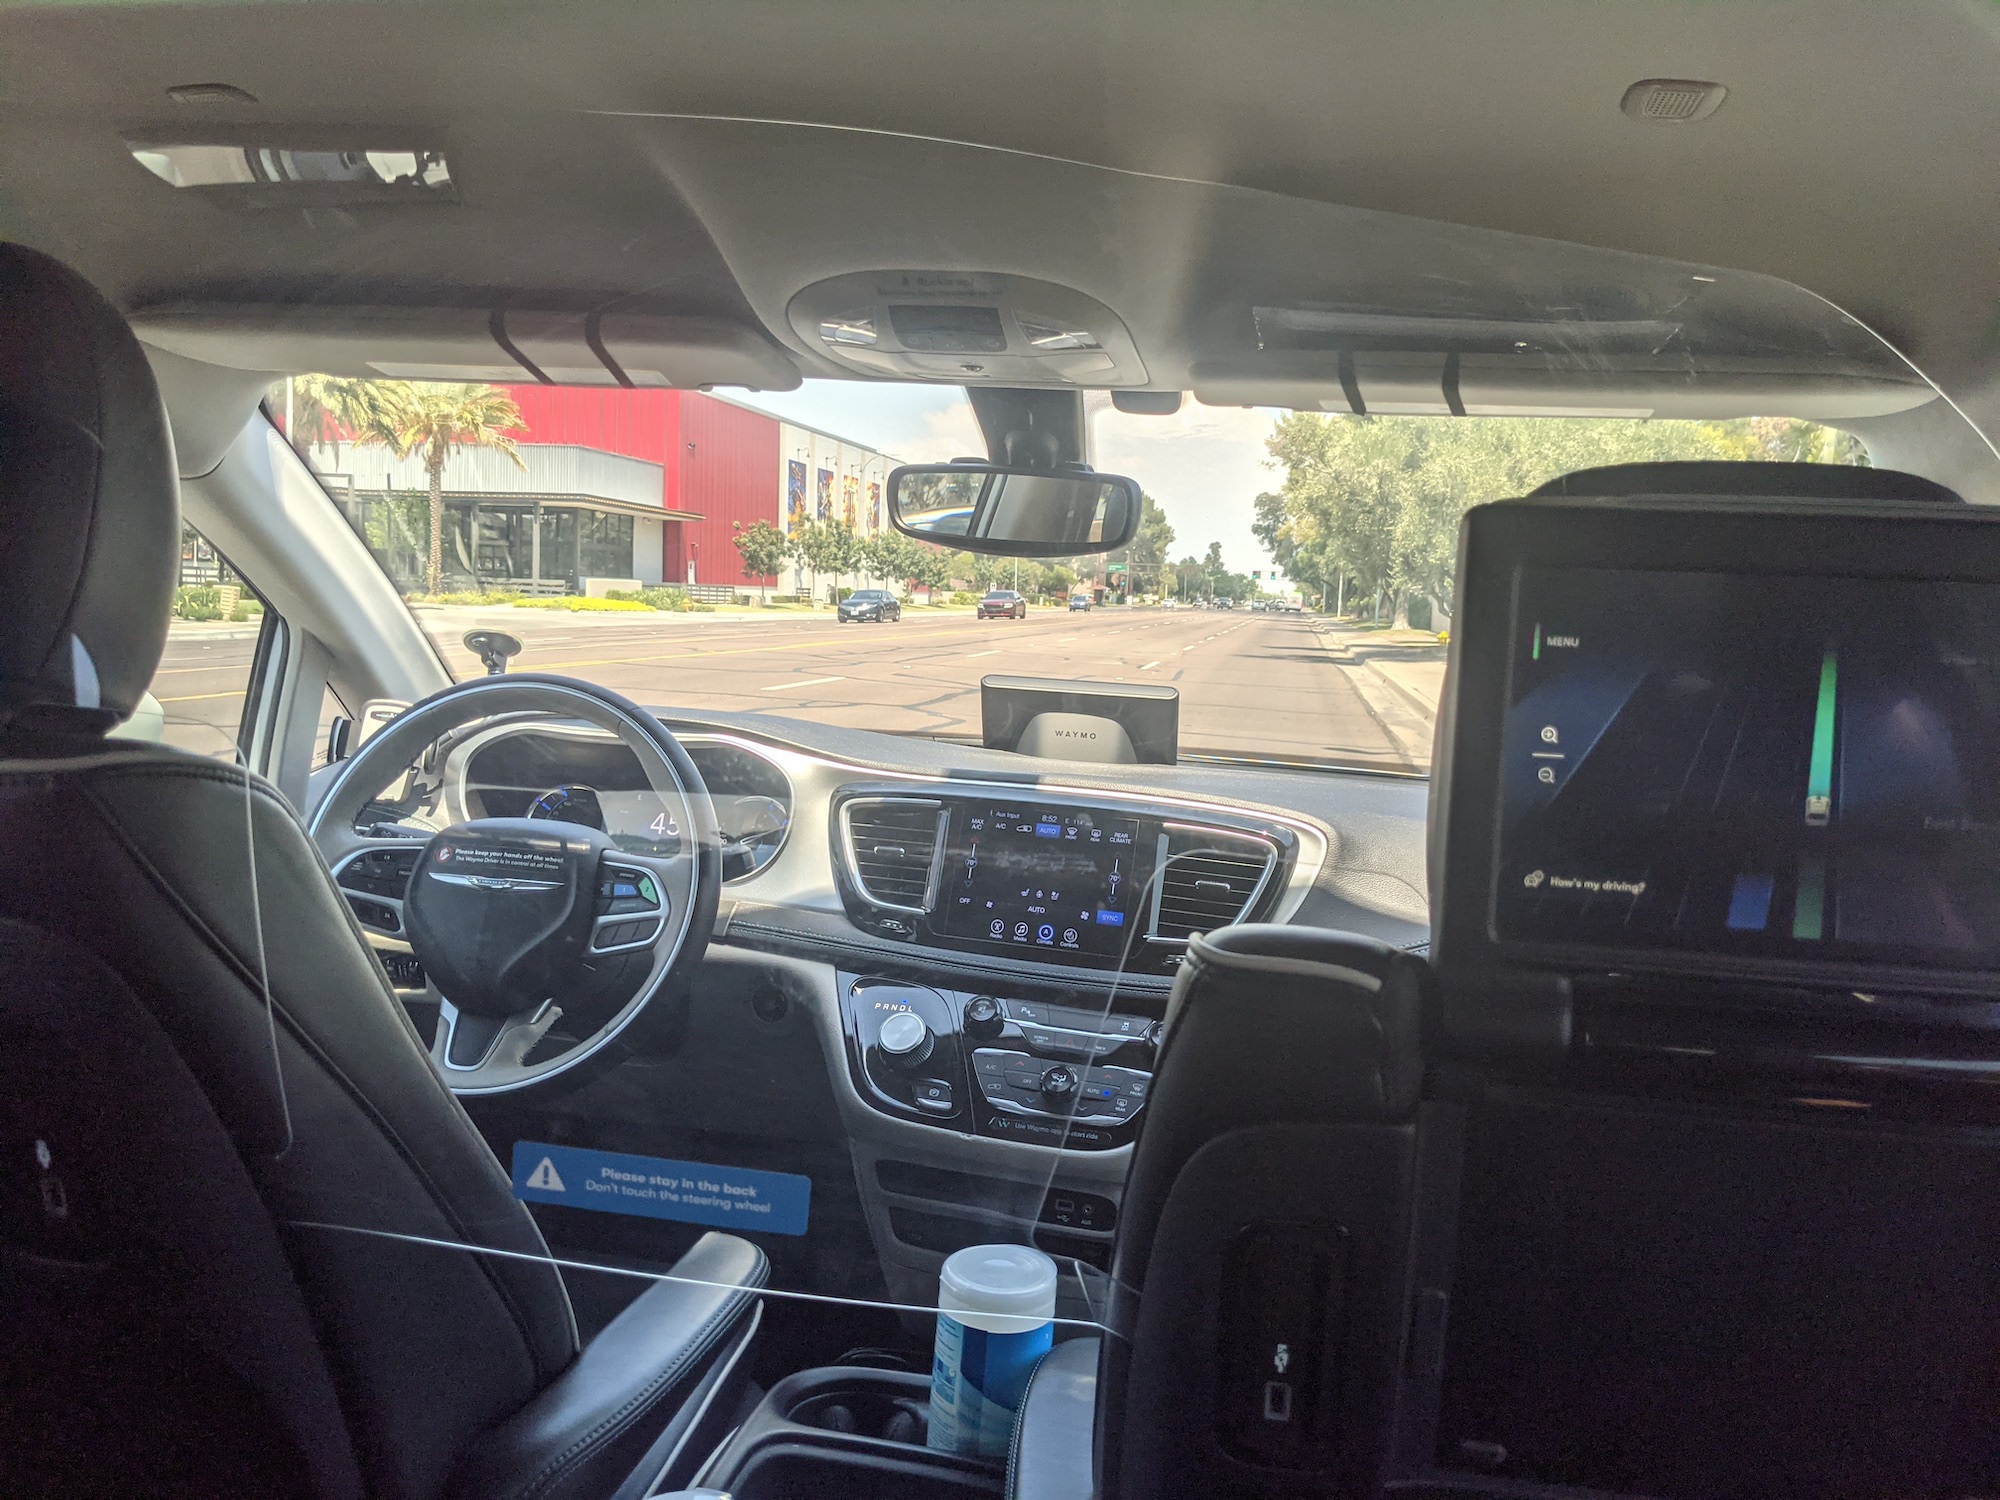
840, 976, 1159, 1154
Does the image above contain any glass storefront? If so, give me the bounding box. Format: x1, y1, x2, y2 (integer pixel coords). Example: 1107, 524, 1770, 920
335, 494, 635, 596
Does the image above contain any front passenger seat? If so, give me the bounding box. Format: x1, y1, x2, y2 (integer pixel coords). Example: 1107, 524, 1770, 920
0, 244, 765, 1500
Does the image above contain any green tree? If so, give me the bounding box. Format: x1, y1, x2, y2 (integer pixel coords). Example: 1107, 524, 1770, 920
955, 550, 1010, 591
791, 519, 860, 603
284, 374, 407, 467
731, 519, 788, 603
364, 383, 526, 595
1262, 413, 1864, 627
1107, 492, 1175, 595
911, 542, 956, 598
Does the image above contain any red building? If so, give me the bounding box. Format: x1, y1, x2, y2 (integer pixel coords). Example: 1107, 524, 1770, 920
313, 381, 895, 596
499, 387, 787, 589
494, 386, 890, 591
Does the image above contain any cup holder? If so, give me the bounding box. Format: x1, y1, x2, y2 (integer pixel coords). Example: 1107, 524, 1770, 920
696, 1366, 1005, 1498
790, 1386, 930, 1446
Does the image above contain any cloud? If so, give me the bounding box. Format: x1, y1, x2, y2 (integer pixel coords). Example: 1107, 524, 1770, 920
1091, 402, 1281, 568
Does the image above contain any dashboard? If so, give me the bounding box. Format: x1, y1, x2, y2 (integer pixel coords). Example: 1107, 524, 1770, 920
323, 705, 1426, 1301
463, 731, 796, 878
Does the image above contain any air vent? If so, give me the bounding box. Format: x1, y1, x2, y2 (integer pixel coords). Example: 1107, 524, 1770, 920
1151, 828, 1278, 942
1620, 79, 1727, 124
842, 799, 946, 913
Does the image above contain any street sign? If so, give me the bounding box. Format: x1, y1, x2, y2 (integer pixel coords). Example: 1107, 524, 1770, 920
1107, 562, 1127, 574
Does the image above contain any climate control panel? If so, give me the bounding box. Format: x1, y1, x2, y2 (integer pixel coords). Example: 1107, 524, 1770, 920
839, 974, 1156, 1150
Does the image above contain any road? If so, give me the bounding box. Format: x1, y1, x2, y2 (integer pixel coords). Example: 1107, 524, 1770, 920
156, 607, 1430, 773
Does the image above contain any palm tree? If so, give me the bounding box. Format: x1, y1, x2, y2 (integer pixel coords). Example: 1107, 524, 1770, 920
366, 383, 526, 595
286, 374, 406, 467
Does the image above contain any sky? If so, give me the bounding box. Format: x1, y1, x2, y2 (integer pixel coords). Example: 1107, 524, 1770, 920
728, 381, 1287, 576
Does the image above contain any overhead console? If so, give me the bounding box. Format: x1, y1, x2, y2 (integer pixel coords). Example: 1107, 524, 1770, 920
785, 270, 1148, 387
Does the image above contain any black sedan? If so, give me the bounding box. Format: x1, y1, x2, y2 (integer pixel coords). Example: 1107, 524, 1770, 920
837, 589, 902, 623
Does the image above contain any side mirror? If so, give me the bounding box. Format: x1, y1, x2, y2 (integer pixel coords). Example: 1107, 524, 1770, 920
462, 629, 524, 676
887, 463, 1141, 557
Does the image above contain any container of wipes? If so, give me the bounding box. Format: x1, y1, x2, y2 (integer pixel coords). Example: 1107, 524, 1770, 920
927, 1243, 1058, 1458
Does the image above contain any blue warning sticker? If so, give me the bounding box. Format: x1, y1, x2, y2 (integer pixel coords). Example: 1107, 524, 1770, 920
510, 1141, 811, 1236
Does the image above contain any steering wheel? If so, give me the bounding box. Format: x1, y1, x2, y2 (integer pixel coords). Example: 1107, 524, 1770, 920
307, 675, 719, 1094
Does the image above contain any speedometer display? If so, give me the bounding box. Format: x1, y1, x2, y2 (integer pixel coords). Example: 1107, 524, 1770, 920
527, 784, 606, 830
527, 782, 682, 857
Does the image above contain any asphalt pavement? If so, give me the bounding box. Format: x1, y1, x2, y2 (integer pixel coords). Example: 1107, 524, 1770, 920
154, 606, 1434, 773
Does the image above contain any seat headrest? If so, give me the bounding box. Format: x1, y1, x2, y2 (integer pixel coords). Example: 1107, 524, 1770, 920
0, 243, 180, 733
1530, 459, 1963, 505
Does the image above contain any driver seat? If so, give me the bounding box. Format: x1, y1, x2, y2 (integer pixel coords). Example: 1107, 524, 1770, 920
0, 247, 767, 1499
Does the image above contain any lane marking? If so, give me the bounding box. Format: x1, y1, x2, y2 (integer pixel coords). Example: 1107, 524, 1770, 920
760, 675, 847, 692
965, 649, 1002, 658
159, 689, 247, 704
1139, 660, 1161, 670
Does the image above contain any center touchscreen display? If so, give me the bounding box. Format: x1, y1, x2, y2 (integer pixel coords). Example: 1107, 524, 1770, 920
1496, 567, 2000, 967
942, 803, 1145, 958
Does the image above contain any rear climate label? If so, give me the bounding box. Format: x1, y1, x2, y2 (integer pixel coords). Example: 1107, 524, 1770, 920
511, 1140, 811, 1236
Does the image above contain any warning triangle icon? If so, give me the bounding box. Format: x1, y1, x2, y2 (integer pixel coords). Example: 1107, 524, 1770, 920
526, 1157, 566, 1192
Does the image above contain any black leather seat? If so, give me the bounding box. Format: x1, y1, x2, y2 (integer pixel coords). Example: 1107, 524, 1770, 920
1001, 924, 1427, 1500
0, 245, 766, 1500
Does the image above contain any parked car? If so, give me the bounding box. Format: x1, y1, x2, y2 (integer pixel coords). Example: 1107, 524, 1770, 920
837, 588, 901, 623
1068, 594, 1091, 611
977, 589, 1027, 618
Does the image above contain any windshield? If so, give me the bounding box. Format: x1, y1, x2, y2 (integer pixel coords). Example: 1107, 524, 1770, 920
287, 379, 1871, 775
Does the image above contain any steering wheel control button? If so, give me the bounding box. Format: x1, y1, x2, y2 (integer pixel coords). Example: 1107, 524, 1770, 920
878, 1010, 936, 1068
598, 862, 666, 916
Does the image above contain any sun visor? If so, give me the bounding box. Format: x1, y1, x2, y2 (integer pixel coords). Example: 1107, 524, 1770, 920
1188, 351, 1938, 421
130, 303, 802, 391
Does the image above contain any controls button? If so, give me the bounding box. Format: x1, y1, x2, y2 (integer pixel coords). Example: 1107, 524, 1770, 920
1110, 1096, 1134, 1117
1003, 999, 1049, 1024
913, 1079, 956, 1114
1040, 1065, 1078, 1099
963, 995, 1004, 1039
878, 1011, 936, 1069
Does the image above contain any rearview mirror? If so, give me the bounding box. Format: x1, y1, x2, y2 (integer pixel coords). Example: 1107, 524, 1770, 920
887, 463, 1140, 557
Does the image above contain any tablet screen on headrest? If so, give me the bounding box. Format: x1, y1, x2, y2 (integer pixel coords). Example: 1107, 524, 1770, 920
1495, 565, 2000, 967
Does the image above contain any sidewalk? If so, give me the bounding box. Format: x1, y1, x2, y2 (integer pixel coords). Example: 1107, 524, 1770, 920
1313, 622, 1448, 767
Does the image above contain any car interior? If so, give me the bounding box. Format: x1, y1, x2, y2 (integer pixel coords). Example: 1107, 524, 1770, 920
6, 4, 2000, 1499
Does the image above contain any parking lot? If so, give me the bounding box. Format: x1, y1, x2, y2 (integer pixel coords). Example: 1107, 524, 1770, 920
155, 605, 1438, 773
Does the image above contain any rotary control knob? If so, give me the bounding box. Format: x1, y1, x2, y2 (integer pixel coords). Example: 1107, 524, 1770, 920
1040, 1064, 1079, 1100
878, 1010, 935, 1069
963, 995, 1004, 1039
